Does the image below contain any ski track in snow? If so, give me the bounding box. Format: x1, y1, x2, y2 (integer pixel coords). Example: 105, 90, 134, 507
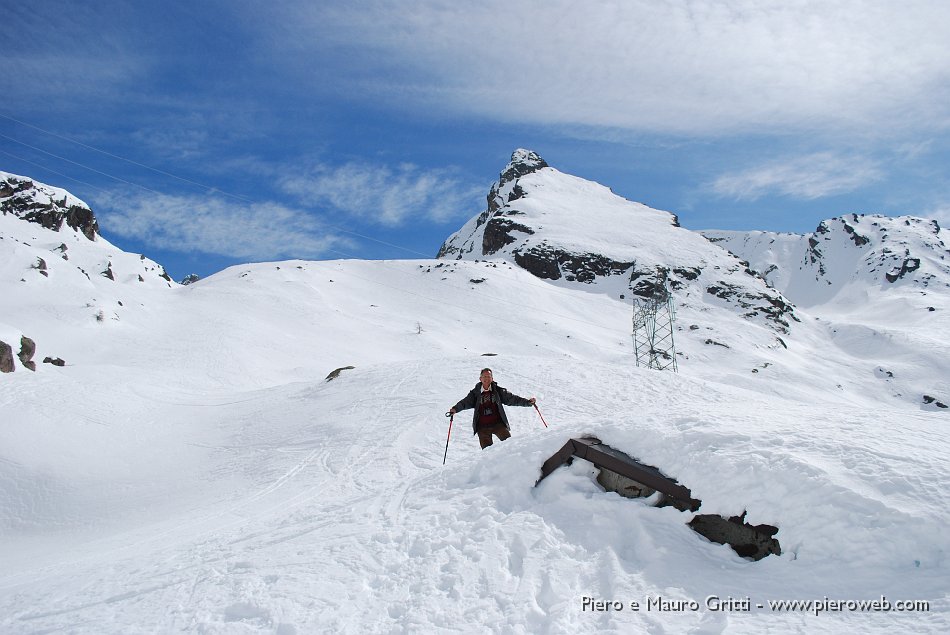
1, 358, 948, 633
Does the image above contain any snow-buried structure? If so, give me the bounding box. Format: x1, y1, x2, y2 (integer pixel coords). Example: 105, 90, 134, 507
538, 437, 781, 561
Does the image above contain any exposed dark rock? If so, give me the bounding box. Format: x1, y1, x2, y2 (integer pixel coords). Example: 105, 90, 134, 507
842, 221, 870, 247
34, 257, 48, 276
102, 263, 115, 281
482, 217, 533, 255
705, 283, 794, 331
499, 149, 548, 187
0, 340, 14, 373
629, 269, 668, 298
672, 267, 701, 281
181, 273, 200, 285
18, 336, 36, 371
689, 512, 781, 561
325, 366, 355, 382
705, 339, 730, 348
508, 183, 526, 202
513, 246, 563, 280
706, 283, 740, 301
512, 245, 635, 284
0, 173, 100, 240
66, 206, 99, 240
43, 357, 66, 367
469, 278, 485, 284
885, 258, 921, 283
922, 395, 948, 409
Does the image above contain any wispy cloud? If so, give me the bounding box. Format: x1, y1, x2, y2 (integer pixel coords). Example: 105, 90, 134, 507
925, 205, 950, 228
710, 153, 883, 201
262, 1, 950, 137
96, 191, 350, 260
280, 162, 482, 226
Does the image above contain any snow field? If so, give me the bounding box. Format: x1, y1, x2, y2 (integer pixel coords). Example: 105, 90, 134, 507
2, 354, 947, 633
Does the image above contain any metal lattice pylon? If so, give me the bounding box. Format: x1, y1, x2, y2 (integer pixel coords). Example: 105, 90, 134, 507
631, 269, 678, 372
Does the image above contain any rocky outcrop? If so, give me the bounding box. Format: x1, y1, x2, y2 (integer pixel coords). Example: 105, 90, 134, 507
498, 149, 547, 185
325, 366, 355, 382
512, 244, 635, 283
885, 257, 921, 283
482, 217, 534, 255
43, 357, 66, 367
0, 340, 14, 373
922, 395, 948, 409
0, 172, 99, 240
18, 336, 36, 371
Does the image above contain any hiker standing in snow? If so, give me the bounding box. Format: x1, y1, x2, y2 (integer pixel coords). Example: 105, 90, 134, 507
450, 368, 536, 449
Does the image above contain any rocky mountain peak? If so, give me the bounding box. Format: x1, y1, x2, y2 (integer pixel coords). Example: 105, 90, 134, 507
0, 171, 99, 240
498, 149, 548, 187
437, 151, 799, 334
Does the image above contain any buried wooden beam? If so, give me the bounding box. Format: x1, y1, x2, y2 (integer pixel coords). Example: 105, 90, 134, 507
536, 436, 781, 561
537, 436, 701, 511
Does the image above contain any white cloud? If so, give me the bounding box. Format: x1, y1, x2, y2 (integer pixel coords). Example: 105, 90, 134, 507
710, 152, 883, 201
280, 162, 482, 226
925, 205, 950, 228
264, 0, 950, 137
96, 192, 350, 260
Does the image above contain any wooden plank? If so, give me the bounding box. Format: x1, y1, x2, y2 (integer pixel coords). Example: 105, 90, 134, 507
537, 436, 700, 510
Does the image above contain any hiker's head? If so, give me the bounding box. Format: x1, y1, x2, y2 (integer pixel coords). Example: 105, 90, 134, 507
479, 368, 493, 387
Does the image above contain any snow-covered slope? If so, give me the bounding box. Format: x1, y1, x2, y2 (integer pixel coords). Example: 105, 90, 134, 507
1, 168, 948, 633
704, 215, 950, 412
703, 214, 950, 307
439, 150, 797, 337
1, 174, 174, 374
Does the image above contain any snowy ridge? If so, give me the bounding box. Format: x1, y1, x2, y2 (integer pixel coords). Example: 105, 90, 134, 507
1, 167, 949, 633
702, 214, 950, 307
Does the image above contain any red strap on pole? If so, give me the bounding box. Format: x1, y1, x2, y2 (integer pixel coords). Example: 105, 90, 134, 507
534, 404, 548, 428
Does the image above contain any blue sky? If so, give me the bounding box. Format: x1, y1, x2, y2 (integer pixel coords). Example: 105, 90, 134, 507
3, 0, 950, 280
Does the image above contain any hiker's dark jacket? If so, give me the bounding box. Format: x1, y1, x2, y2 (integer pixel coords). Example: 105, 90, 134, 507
452, 382, 533, 435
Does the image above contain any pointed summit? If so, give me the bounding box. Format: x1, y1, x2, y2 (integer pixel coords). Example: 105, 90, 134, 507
499, 149, 548, 186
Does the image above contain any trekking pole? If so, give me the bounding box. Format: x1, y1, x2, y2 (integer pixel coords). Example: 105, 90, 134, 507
442, 412, 454, 465
533, 403, 549, 428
